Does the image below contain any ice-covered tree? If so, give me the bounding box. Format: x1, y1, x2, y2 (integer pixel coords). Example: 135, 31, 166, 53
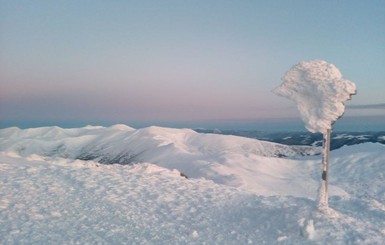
273, 60, 356, 210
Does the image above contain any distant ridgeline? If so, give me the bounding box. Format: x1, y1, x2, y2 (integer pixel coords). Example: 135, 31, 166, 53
194, 130, 385, 151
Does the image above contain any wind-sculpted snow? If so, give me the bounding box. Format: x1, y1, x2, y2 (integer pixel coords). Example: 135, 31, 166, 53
1, 142, 385, 244
0, 125, 321, 193
273, 60, 356, 134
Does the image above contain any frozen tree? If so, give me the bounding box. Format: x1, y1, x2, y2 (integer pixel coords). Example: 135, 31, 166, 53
273, 60, 356, 210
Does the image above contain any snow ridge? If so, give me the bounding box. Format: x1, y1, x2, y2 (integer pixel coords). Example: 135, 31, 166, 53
0, 125, 320, 192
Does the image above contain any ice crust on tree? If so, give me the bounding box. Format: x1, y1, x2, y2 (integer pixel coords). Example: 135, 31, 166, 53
273, 60, 356, 134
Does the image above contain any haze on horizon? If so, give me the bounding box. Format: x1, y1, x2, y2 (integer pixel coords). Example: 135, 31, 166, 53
1, 0, 384, 129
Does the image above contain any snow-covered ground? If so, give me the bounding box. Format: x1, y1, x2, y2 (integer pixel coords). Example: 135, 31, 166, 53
1, 125, 384, 244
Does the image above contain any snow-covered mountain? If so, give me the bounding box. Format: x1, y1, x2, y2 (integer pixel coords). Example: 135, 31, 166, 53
0, 125, 320, 193
195, 129, 385, 150
1, 125, 384, 244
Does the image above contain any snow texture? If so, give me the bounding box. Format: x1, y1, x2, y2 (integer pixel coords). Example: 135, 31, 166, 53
0, 125, 320, 196
1, 125, 385, 244
273, 60, 356, 134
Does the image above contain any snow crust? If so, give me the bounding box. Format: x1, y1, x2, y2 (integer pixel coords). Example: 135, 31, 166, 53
1, 125, 385, 244
273, 60, 356, 134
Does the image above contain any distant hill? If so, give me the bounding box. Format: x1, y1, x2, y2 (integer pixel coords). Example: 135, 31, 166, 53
194, 129, 385, 150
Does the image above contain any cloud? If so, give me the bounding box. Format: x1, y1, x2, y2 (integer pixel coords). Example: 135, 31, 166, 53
348, 103, 385, 109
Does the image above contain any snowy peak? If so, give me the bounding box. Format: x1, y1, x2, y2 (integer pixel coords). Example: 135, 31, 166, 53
0, 125, 319, 160
0, 124, 320, 192
106, 124, 135, 131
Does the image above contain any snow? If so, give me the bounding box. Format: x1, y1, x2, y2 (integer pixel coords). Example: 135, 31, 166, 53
0, 125, 320, 195
1, 125, 385, 244
273, 60, 356, 134
333, 134, 370, 140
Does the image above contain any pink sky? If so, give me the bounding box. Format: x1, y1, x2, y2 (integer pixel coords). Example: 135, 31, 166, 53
1, 1, 384, 128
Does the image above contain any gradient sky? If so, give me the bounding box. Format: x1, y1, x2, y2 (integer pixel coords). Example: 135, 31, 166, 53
1, 0, 384, 128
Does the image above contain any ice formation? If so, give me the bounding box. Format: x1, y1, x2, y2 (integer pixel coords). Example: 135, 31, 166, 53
273, 60, 356, 134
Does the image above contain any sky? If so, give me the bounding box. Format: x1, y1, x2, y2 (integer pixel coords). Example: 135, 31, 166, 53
1, 0, 384, 129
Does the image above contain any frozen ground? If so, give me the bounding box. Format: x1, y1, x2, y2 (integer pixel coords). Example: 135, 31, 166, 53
1, 125, 384, 244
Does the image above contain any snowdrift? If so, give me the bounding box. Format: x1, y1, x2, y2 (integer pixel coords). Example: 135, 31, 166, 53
1, 125, 384, 244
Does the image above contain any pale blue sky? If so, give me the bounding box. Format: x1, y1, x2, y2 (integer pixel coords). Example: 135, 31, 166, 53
1, 0, 384, 128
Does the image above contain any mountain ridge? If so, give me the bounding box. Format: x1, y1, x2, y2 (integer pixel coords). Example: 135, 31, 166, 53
1, 124, 320, 192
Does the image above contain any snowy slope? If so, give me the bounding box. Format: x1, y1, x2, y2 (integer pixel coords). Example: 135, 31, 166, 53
1, 143, 385, 244
1, 125, 385, 244
0, 125, 320, 195
0, 154, 307, 244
